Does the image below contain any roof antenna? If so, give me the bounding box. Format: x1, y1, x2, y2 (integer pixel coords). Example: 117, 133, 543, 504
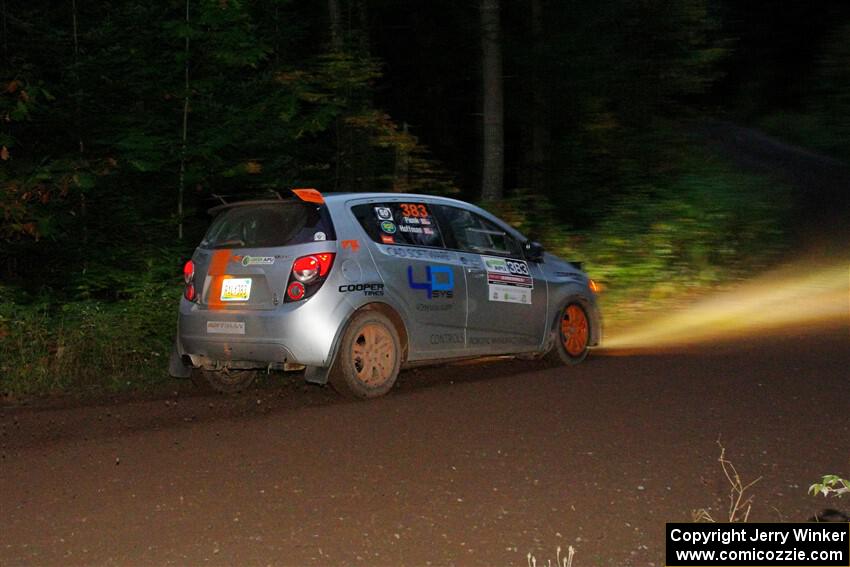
211, 193, 228, 205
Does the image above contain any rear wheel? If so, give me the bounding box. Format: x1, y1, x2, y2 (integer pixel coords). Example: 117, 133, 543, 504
330, 311, 401, 399
192, 367, 258, 394
546, 302, 591, 365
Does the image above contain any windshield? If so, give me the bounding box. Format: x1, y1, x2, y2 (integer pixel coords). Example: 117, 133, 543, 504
200, 202, 334, 249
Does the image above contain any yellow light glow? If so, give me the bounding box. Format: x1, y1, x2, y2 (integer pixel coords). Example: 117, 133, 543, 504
602, 261, 850, 351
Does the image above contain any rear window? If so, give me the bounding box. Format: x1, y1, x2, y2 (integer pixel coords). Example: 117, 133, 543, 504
201, 202, 335, 249
352, 202, 444, 248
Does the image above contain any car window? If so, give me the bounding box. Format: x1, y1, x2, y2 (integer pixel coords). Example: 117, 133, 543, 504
433, 205, 523, 257
351, 202, 445, 248
201, 202, 335, 249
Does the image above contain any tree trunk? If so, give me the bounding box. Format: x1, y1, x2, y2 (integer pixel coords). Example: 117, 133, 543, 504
480, 0, 504, 201
71, 0, 88, 256
71, 0, 83, 155
2, 0, 8, 67
178, 0, 190, 240
328, 0, 342, 48
530, 0, 548, 193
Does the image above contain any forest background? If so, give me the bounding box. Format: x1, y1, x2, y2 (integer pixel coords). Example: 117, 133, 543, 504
2, 0, 848, 396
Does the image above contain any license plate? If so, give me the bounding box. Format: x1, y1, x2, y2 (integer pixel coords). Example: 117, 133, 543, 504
221, 278, 252, 301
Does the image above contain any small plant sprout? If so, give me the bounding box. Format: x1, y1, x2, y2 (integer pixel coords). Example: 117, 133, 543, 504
527, 545, 576, 567
693, 440, 762, 523
809, 475, 849, 498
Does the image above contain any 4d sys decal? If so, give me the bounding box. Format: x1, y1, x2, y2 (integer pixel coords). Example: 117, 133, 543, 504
407, 265, 454, 299
481, 256, 533, 304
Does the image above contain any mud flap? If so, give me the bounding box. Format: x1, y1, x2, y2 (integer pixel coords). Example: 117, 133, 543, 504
304, 365, 331, 385
168, 340, 192, 378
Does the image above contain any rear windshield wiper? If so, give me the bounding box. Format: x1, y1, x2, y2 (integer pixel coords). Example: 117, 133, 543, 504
211, 238, 246, 248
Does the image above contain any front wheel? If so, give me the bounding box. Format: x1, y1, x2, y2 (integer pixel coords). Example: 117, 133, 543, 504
330, 311, 401, 399
546, 302, 591, 365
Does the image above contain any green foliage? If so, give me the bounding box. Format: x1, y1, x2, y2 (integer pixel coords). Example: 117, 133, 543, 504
487, 146, 790, 311
584, 154, 789, 286
0, 283, 178, 398
0, 0, 456, 295
809, 475, 850, 498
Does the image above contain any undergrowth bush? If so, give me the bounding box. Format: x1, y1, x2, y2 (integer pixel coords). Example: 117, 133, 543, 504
489, 150, 790, 319
0, 283, 178, 398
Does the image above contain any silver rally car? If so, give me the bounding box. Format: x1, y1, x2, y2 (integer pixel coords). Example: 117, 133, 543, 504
170, 189, 602, 398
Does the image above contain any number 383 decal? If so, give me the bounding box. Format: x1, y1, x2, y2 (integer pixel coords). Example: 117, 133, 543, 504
505, 259, 530, 276
400, 203, 429, 217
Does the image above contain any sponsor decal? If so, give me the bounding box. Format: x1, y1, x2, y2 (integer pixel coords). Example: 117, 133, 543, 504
430, 333, 463, 345
483, 256, 509, 273
374, 206, 393, 221
416, 303, 453, 312
469, 335, 537, 346
240, 256, 274, 266
385, 247, 452, 261
338, 282, 384, 297
380, 220, 397, 234
313, 231, 327, 241
207, 321, 246, 335
407, 265, 454, 299
489, 284, 531, 304
481, 255, 533, 304
341, 239, 360, 252
380, 234, 395, 244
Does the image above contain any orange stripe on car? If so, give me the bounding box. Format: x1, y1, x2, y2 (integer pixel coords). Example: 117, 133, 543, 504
206, 249, 233, 310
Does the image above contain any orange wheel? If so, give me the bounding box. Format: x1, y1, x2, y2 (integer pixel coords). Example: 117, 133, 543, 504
547, 301, 591, 365
561, 304, 589, 356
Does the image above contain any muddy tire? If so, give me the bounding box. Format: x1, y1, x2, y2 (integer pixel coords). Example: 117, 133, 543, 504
330, 311, 401, 399
545, 302, 591, 366
192, 367, 258, 394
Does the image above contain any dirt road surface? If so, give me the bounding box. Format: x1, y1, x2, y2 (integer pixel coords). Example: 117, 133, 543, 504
2, 325, 848, 566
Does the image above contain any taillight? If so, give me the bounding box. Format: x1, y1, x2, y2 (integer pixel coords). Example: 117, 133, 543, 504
285, 253, 335, 302
183, 260, 197, 302
183, 260, 195, 284
292, 256, 320, 283
292, 253, 334, 283
287, 281, 305, 301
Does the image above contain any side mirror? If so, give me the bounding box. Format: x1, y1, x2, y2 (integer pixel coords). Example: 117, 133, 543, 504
524, 240, 545, 263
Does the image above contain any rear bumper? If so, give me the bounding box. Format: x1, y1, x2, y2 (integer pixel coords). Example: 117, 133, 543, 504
176, 296, 348, 368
